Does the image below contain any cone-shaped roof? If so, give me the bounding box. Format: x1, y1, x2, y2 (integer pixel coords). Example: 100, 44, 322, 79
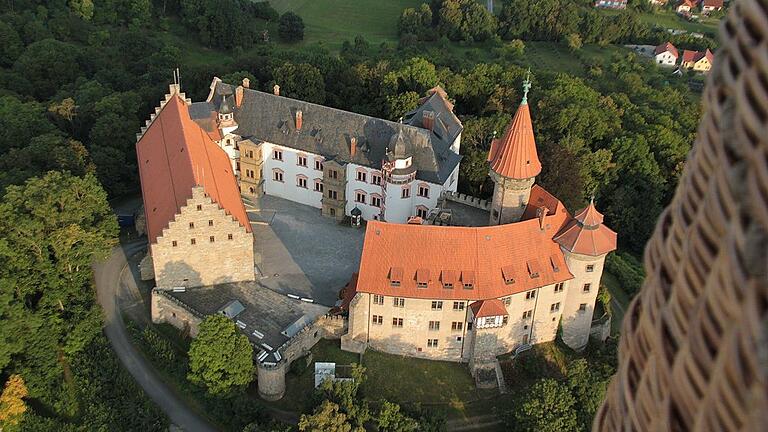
554, 200, 616, 257
487, 79, 541, 180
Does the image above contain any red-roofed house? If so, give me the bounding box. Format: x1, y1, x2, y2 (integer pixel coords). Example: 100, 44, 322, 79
654, 42, 679, 66
676, 0, 696, 13
341, 83, 617, 368
702, 0, 723, 13
137, 85, 254, 288
682, 49, 715, 72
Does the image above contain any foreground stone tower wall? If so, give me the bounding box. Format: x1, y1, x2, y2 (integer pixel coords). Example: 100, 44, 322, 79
595, 1, 768, 429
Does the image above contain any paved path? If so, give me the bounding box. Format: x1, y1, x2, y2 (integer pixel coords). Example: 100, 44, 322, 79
94, 241, 217, 432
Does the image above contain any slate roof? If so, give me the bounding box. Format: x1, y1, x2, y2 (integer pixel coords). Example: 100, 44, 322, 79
202, 79, 462, 185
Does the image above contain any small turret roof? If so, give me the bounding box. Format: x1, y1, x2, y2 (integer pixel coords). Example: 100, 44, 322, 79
554, 200, 617, 257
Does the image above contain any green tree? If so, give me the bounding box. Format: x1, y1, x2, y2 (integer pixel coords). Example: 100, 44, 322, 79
567, 359, 611, 430
0, 20, 22, 67
506, 378, 578, 432
437, 0, 497, 42
13, 39, 82, 99
0, 374, 28, 428
69, 0, 95, 20
385, 91, 419, 121
298, 400, 354, 432
271, 63, 326, 104
278, 12, 304, 42
376, 401, 419, 432
566, 33, 582, 51
187, 315, 254, 395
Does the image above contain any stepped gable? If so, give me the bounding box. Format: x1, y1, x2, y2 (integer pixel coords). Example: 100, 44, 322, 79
136, 93, 251, 244
487, 98, 542, 180
469, 299, 509, 318
553, 200, 617, 257
355, 218, 574, 301
200, 79, 462, 185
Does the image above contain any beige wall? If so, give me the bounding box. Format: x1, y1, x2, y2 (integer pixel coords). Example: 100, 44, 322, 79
489, 171, 535, 225
560, 251, 607, 349
151, 289, 203, 337
152, 187, 255, 287
239, 140, 263, 197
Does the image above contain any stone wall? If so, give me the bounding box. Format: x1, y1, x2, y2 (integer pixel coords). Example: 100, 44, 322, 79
560, 252, 607, 350
489, 171, 534, 225
152, 187, 255, 288
238, 139, 264, 197
442, 191, 491, 210
151, 289, 203, 337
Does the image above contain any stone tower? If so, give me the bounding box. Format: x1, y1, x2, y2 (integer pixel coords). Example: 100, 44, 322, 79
553, 199, 616, 349
487, 74, 542, 225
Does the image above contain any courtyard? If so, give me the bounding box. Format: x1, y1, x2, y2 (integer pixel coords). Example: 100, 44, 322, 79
246, 195, 366, 306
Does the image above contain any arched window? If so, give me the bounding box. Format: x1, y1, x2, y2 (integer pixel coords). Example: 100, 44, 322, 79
296, 174, 308, 189
272, 168, 284, 183
356, 168, 368, 183
355, 189, 367, 204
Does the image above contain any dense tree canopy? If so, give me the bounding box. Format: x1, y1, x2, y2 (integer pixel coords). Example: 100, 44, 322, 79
187, 314, 254, 395
278, 12, 305, 42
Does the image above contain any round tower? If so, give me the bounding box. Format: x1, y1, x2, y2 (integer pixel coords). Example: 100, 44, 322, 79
553, 199, 617, 350
487, 74, 541, 225
381, 129, 417, 223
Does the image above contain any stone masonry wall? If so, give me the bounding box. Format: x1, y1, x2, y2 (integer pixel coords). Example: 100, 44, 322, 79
561, 251, 607, 349
152, 187, 254, 288
151, 289, 203, 337
489, 171, 535, 225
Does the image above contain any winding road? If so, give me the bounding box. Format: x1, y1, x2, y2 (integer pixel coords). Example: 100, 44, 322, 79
94, 240, 217, 432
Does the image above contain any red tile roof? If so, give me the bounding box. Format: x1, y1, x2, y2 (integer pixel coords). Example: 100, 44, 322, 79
654, 42, 679, 58
470, 299, 508, 318
554, 201, 617, 257
488, 101, 541, 180
703, 0, 723, 8
683, 49, 713, 65
136, 94, 251, 244
356, 214, 574, 301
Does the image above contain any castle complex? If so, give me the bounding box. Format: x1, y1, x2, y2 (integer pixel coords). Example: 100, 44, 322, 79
138, 75, 616, 399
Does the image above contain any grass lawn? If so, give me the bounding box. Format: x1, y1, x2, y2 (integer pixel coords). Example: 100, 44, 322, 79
637, 10, 720, 35
270, 0, 423, 49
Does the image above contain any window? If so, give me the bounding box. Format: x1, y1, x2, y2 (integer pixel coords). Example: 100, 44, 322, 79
427, 339, 438, 348
586, 264, 595, 272
501, 296, 511, 306
392, 317, 403, 328
370, 195, 381, 208
416, 207, 428, 218
554, 282, 564, 293
297, 176, 308, 188
431, 301, 443, 310
327, 189, 338, 200
209, 236, 215, 243
314, 179, 324, 192
372, 315, 383, 325
190, 238, 196, 245
522, 310, 532, 319
393, 297, 405, 307
492, 209, 499, 220
551, 302, 561, 313
373, 294, 384, 305
456, 336, 462, 342
417, 281, 428, 289
401, 187, 410, 199
196, 204, 202, 211
328, 169, 338, 180
355, 191, 366, 204
467, 322, 473, 330
273, 149, 283, 160
356, 171, 367, 182
579, 303, 587, 312
428, 321, 440, 331
172, 240, 178, 247
208, 220, 214, 226
273, 170, 284, 182
227, 234, 233, 240
315, 160, 323, 171
502, 316, 509, 326
418, 184, 429, 198
189, 222, 195, 229
451, 322, 463, 331
371, 174, 382, 185
453, 301, 464, 311
525, 290, 536, 300
297, 155, 307, 167
583, 283, 591, 293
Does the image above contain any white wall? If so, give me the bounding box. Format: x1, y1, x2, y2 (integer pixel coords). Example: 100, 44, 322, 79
261, 143, 323, 209
345, 163, 385, 221
655, 52, 677, 66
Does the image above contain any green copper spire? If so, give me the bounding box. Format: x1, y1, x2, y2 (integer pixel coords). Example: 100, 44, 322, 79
521, 68, 532, 105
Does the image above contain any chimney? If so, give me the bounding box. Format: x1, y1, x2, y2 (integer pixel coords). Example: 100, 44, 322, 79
235, 86, 244, 107
295, 110, 303, 130
242, 78, 250, 88
273, 84, 280, 96
350, 137, 357, 157
422, 111, 435, 131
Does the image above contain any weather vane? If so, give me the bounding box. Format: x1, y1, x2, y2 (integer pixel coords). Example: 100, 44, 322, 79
522, 68, 532, 104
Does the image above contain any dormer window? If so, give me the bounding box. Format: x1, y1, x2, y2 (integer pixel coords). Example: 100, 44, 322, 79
502, 265, 515, 285
441, 270, 456, 289
416, 268, 430, 288
389, 267, 403, 287
527, 259, 541, 279
550, 256, 560, 273
461, 271, 475, 289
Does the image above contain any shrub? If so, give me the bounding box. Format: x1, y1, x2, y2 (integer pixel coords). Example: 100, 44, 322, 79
605, 252, 645, 296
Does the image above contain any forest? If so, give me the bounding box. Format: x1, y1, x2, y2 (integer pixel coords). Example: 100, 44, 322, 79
0, 0, 704, 430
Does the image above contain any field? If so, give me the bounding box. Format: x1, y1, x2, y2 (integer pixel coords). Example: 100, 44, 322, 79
269, 0, 424, 49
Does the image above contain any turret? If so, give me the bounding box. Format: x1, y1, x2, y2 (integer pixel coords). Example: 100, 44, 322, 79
487, 72, 541, 225
381, 129, 417, 223
217, 94, 238, 135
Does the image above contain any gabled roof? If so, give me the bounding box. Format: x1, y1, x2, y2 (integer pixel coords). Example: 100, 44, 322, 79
654, 42, 679, 58
487, 98, 542, 180
470, 299, 508, 318
702, 0, 723, 8
677, 0, 696, 8
355, 205, 574, 300
136, 93, 251, 244
201, 79, 462, 185
554, 200, 617, 257
683, 49, 714, 64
